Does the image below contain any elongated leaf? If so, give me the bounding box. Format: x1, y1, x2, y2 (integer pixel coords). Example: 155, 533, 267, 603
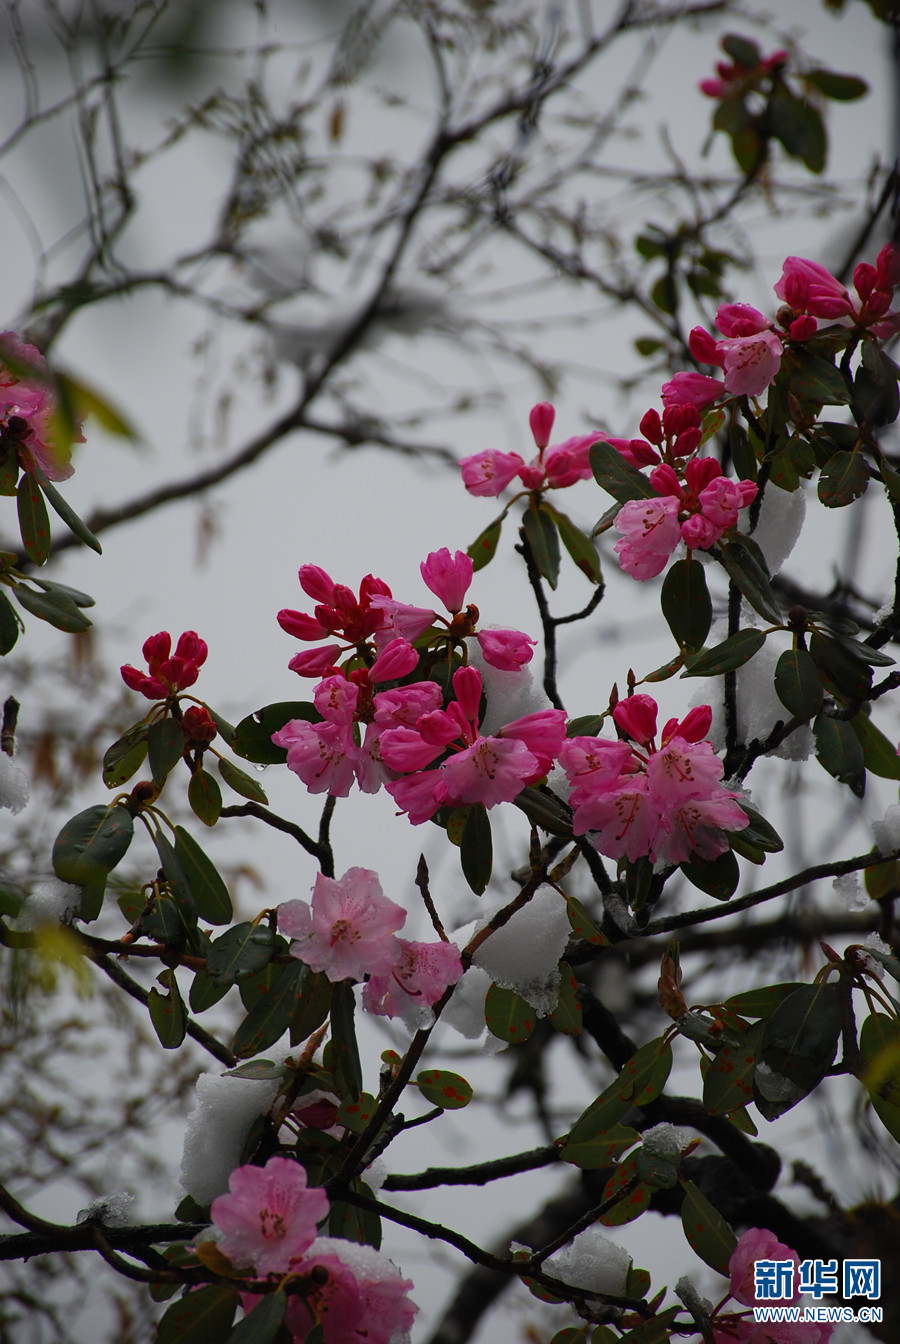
13, 581, 92, 633
206, 921, 276, 987
566, 895, 607, 947
599, 1156, 652, 1225
218, 756, 268, 804
148, 968, 187, 1048
17, 471, 51, 564
330, 979, 362, 1101
174, 826, 232, 924
814, 711, 866, 797
860, 1012, 900, 1142
0, 591, 20, 653
560, 1121, 640, 1170
724, 983, 805, 1018
702, 1021, 765, 1115
231, 960, 306, 1058
461, 802, 492, 895
142, 896, 186, 947
774, 648, 822, 720
155, 1285, 239, 1343
590, 440, 658, 505
33, 577, 94, 607
513, 786, 572, 837
661, 559, 712, 653
52, 803, 134, 920
148, 718, 186, 788
717, 538, 781, 623
336, 1092, 379, 1134
289, 970, 333, 1045
851, 711, 900, 781
780, 350, 850, 407
548, 961, 582, 1035
153, 829, 197, 921
189, 768, 222, 826
565, 1038, 672, 1144
225, 1292, 286, 1344
415, 1068, 473, 1109
521, 503, 560, 588
756, 981, 843, 1118
818, 450, 869, 507
484, 982, 535, 1043
682, 628, 766, 678
189, 965, 231, 1012
231, 701, 320, 764
33, 472, 101, 553
547, 506, 603, 584
807, 68, 868, 100
103, 722, 149, 787
679, 1178, 736, 1274
680, 849, 739, 900
468, 516, 503, 572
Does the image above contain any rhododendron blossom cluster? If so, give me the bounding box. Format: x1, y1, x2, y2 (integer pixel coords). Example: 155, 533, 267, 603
710, 1227, 833, 1343
120, 630, 209, 699
279, 867, 463, 1020
210, 1158, 417, 1343
460, 400, 601, 496
559, 695, 748, 864
0, 330, 82, 482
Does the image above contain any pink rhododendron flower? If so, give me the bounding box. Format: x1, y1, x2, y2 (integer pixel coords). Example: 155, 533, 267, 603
420, 548, 473, 614
279, 867, 406, 981
120, 630, 208, 700
362, 938, 463, 1018
661, 370, 723, 409
613, 496, 682, 579
273, 717, 359, 796
210, 1156, 328, 1277
460, 448, 525, 496
0, 331, 82, 481
475, 627, 536, 670
690, 311, 783, 397
460, 406, 600, 496
728, 1227, 801, 1307
279, 570, 407, 676
699, 43, 787, 100
774, 256, 852, 321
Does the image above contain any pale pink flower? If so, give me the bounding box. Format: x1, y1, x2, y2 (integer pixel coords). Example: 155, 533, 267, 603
367, 597, 436, 645
698, 475, 757, 528
276, 1238, 417, 1344
476, 627, 536, 670
362, 938, 463, 1018
279, 868, 406, 981
645, 737, 729, 807
657, 791, 752, 864
613, 496, 682, 579
437, 736, 541, 807
499, 708, 567, 774
572, 776, 663, 861
420, 549, 473, 614
274, 718, 359, 796
210, 1156, 328, 1277
384, 770, 445, 825
558, 737, 634, 802
541, 434, 601, 487
719, 329, 783, 396
728, 1227, 801, 1307
460, 448, 525, 496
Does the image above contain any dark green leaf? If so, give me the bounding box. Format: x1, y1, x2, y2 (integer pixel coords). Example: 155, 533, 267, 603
730, 422, 758, 482
779, 350, 850, 408
589, 441, 658, 506
756, 981, 843, 1118
565, 1038, 672, 1143
13, 581, 92, 633
189, 965, 231, 1012
468, 516, 503, 572
231, 960, 306, 1058
809, 631, 873, 700
461, 802, 492, 895
153, 829, 197, 921
189, 768, 222, 826
148, 968, 187, 1048
852, 342, 900, 427
32, 471, 101, 554
225, 1291, 286, 1344
880, 457, 900, 504
218, 756, 268, 804
560, 1121, 640, 1170
289, 970, 332, 1045
769, 86, 826, 172
680, 849, 740, 900
231, 702, 320, 764
722, 33, 760, 66
155, 1285, 239, 1343
206, 922, 276, 987
860, 1012, 900, 1142
103, 722, 150, 788
521, 503, 560, 589
484, 983, 535, 1043
512, 786, 572, 837
681, 628, 766, 678
0, 444, 18, 494
329, 1182, 382, 1248
679, 1178, 737, 1275
52, 804, 134, 920
814, 711, 866, 796
17, 471, 51, 564
330, 979, 362, 1101
702, 1022, 765, 1115
774, 648, 823, 720
806, 68, 868, 100
142, 896, 186, 947
817, 450, 869, 507
599, 1156, 652, 1226
336, 1092, 379, 1133
716, 538, 781, 623
724, 983, 806, 1018
650, 272, 678, 315
547, 505, 603, 584
566, 896, 607, 947
174, 826, 233, 924
661, 559, 712, 653
566, 716, 603, 737
415, 1068, 473, 1109
239, 953, 289, 1010
0, 591, 21, 653
148, 718, 185, 788
548, 961, 582, 1036
851, 712, 900, 781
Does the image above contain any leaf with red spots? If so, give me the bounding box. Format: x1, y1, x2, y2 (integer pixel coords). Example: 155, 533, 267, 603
155, 1285, 239, 1342
484, 982, 534, 1043
679, 1177, 736, 1274
548, 961, 582, 1036
564, 1037, 673, 1143
415, 1069, 473, 1110
702, 1021, 765, 1115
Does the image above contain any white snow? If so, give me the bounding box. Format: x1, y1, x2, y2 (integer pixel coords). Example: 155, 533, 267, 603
470, 888, 571, 1014
873, 803, 900, 855
696, 620, 814, 761
739, 480, 806, 575
180, 1072, 281, 1205
542, 1224, 632, 1297
833, 872, 867, 912
467, 640, 550, 734
641, 1122, 691, 1162
76, 1191, 134, 1226
0, 753, 29, 813
19, 878, 82, 928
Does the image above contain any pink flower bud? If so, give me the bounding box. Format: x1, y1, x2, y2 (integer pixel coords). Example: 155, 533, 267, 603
477, 627, 537, 671
460, 449, 524, 497
452, 665, 483, 724
528, 401, 556, 449
613, 694, 658, 745
420, 548, 473, 614
661, 372, 723, 410
688, 326, 724, 366
639, 409, 663, 444
288, 645, 343, 677
369, 637, 420, 683
277, 608, 328, 640
297, 564, 336, 604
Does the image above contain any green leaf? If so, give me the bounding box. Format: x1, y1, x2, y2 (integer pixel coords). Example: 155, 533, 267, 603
724, 983, 806, 1018
512, 786, 572, 837
716, 538, 781, 624
721, 33, 760, 65
484, 983, 535, 1043
328, 1180, 382, 1249
33, 577, 94, 607
559, 1121, 640, 1170
174, 826, 233, 924
148, 718, 185, 788
0, 591, 21, 653
0, 443, 18, 494
239, 952, 289, 1010
218, 756, 268, 804
330, 979, 362, 1101
814, 711, 866, 797
102, 722, 149, 787
779, 350, 850, 408
468, 516, 503, 572
521, 503, 560, 589
56, 372, 140, 441
148, 967, 187, 1048
30, 472, 102, 554
681, 628, 766, 677
860, 1012, 900, 1142
769, 86, 826, 173
415, 1068, 473, 1109
702, 1021, 765, 1115
774, 648, 822, 720
548, 961, 582, 1036
680, 849, 740, 900
289, 970, 333, 1045
661, 559, 712, 653
565, 1038, 672, 1143
13, 581, 92, 633
336, 1091, 379, 1133
599, 1155, 652, 1225
17, 471, 51, 564
189, 965, 231, 1012
225, 1291, 286, 1344
189, 768, 222, 826
809, 631, 873, 700
461, 802, 492, 895
589, 441, 658, 506
806, 68, 868, 100
851, 712, 900, 781
52, 804, 134, 920
153, 829, 197, 921
155, 1285, 239, 1343
231, 702, 320, 764
142, 895, 186, 947
817, 450, 869, 507
650, 272, 678, 316
231, 960, 306, 1058
679, 1178, 736, 1275
852, 342, 900, 427
206, 922, 276, 987
756, 981, 843, 1118
546, 505, 603, 584
566, 896, 607, 947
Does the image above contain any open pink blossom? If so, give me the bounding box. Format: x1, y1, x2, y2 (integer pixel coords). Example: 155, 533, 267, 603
210, 1156, 328, 1277
0, 331, 82, 481
362, 938, 463, 1018
279, 867, 406, 981
460, 448, 525, 496
613, 496, 682, 579
120, 630, 208, 700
